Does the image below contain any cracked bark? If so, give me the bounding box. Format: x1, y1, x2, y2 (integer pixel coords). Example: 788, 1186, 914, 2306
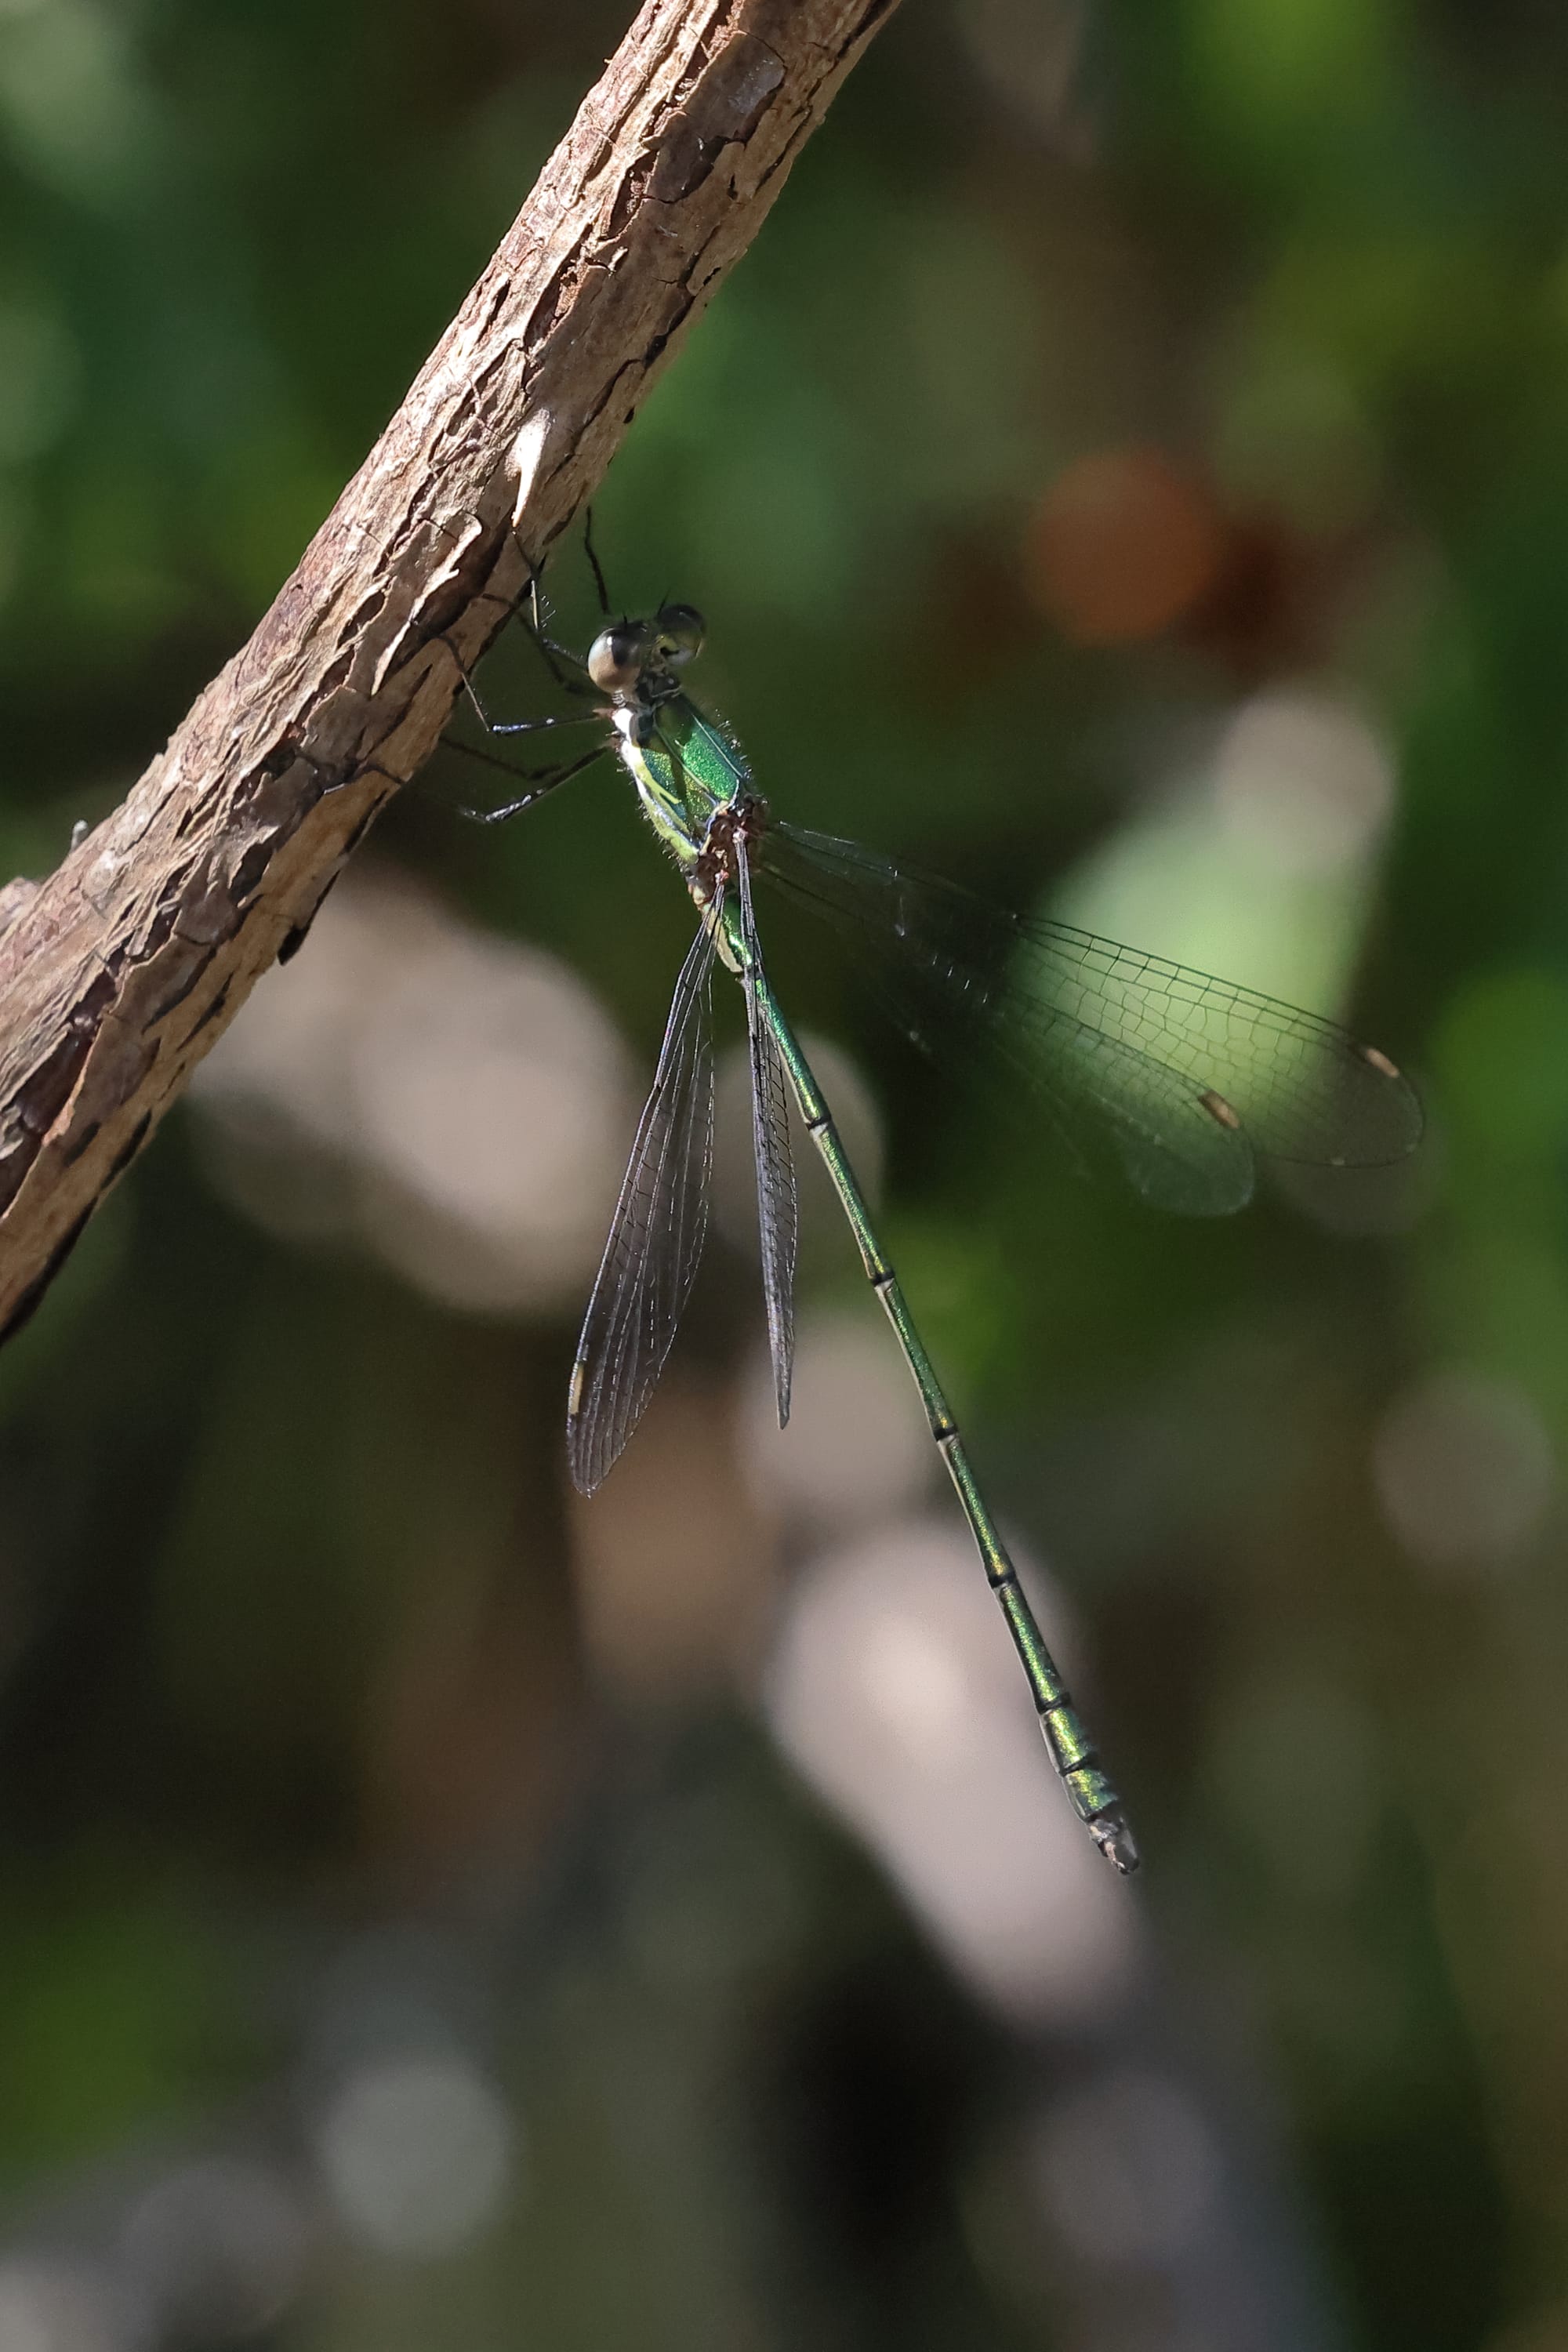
0, 0, 904, 1341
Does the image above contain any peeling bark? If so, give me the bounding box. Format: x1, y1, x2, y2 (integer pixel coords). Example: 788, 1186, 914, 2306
0, 0, 904, 1341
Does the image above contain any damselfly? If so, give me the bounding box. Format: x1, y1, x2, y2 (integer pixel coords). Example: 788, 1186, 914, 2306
448, 535, 1422, 1875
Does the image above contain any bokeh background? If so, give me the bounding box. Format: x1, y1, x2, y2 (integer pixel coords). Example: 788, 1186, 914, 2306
0, 0, 1563, 2346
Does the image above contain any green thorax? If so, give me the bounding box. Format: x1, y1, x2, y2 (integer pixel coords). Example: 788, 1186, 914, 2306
617, 693, 748, 877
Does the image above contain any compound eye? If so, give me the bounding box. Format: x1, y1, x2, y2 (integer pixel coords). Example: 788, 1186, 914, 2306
587, 622, 651, 692
655, 604, 705, 664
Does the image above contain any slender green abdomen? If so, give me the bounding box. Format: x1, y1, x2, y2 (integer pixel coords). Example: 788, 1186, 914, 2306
746, 960, 1139, 1875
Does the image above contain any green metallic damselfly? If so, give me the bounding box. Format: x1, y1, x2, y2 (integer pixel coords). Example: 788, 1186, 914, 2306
448, 539, 1422, 1876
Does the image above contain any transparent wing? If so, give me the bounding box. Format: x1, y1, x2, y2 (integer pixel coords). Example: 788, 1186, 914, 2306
760, 822, 1421, 1218
568, 918, 719, 1494
737, 834, 797, 1425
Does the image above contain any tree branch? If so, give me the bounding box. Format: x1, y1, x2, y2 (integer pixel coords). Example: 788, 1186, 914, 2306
0, 0, 903, 1341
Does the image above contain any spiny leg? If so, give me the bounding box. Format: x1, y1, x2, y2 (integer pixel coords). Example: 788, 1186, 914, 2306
453, 560, 594, 700
449, 739, 610, 826
582, 506, 612, 618
748, 961, 1138, 1873
523, 570, 601, 696
441, 608, 611, 815
456, 659, 608, 739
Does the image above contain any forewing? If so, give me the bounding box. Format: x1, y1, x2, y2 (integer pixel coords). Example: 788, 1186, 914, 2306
761, 822, 1420, 1218
737, 836, 798, 1425
568, 920, 718, 1494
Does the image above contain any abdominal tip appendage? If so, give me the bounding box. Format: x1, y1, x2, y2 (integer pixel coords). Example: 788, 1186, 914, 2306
1092, 1810, 1141, 1875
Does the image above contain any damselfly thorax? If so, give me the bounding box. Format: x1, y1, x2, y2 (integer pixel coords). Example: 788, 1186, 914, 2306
690, 796, 771, 975
691, 794, 769, 906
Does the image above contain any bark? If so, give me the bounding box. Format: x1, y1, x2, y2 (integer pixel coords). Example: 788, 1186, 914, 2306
0, 0, 903, 1340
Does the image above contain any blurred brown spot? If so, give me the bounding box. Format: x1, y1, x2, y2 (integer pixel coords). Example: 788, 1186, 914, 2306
1026, 447, 1229, 646
904, 528, 1041, 706
1178, 511, 1329, 681
569, 1375, 779, 1707
362, 1561, 583, 1893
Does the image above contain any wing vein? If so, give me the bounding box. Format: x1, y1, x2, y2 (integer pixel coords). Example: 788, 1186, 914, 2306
760, 820, 1420, 1217
568, 916, 719, 1491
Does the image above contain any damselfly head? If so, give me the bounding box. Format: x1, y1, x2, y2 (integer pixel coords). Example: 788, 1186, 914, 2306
655, 604, 705, 665
587, 620, 655, 693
